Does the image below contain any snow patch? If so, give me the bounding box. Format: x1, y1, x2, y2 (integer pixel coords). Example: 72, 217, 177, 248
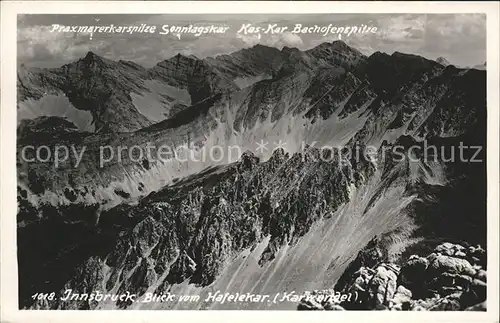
130, 80, 191, 122
234, 74, 272, 89
18, 95, 94, 132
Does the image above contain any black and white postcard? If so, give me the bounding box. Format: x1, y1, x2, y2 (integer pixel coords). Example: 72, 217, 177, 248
1, 1, 499, 322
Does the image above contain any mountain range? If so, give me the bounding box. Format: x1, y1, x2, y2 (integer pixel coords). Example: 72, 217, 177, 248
17, 40, 487, 310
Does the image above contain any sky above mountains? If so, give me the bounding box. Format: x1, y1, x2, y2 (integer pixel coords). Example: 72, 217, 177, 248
17, 13, 486, 68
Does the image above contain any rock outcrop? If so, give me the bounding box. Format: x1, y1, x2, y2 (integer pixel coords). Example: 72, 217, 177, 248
298, 242, 487, 311
16, 41, 487, 311
20, 146, 376, 309
436, 57, 451, 67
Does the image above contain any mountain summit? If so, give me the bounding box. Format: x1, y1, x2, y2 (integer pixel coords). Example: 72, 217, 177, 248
16, 40, 487, 311
436, 56, 451, 66
17, 42, 367, 132
472, 62, 486, 70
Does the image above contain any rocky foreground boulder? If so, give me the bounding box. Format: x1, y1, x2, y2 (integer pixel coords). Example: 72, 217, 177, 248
298, 242, 487, 311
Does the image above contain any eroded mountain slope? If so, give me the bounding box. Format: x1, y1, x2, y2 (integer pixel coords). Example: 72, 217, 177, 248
16, 41, 487, 310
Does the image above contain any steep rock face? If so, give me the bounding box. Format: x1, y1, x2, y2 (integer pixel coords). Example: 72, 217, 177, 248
20, 118, 485, 310
205, 44, 288, 87
17, 52, 231, 132
277, 41, 366, 77
21, 146, 376, 309
16, 41, 487, 311
304, 69, 364, 121
18, 42, 483, 136
19, 52, 156, 132
17, 64, 95, 132
415, 68, 486, 138
18, 64, 65, 102
349, 56, 484, 147
16, 44, 486, 212
59, 52, 154, 132
305, 41, 365, 69
356, 51, 443, 99
150, 54, 238, 104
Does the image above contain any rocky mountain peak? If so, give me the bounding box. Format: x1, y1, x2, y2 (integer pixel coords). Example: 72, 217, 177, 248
316, 40, 362, 55
368, 51, 389, 60
311, 40, 358, 54
281, 46, 300, 54
252, 43, 271, 49
436, 56, 451, 66
237, 150, 260, 171
160, 53, 200, 65
16, 39, 487, 311
304, 40, 366, 69
84, 50, 99, 59
472, 62, 486, 70
331, 40, 360, 52
80, 51, 109, 67
391, 51, 425, 60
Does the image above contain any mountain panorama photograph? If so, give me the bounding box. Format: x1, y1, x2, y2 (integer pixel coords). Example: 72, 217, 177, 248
16, 13, 487, 311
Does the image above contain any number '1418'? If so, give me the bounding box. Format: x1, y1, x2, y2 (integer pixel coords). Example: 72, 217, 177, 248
31, 292, 56, 301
